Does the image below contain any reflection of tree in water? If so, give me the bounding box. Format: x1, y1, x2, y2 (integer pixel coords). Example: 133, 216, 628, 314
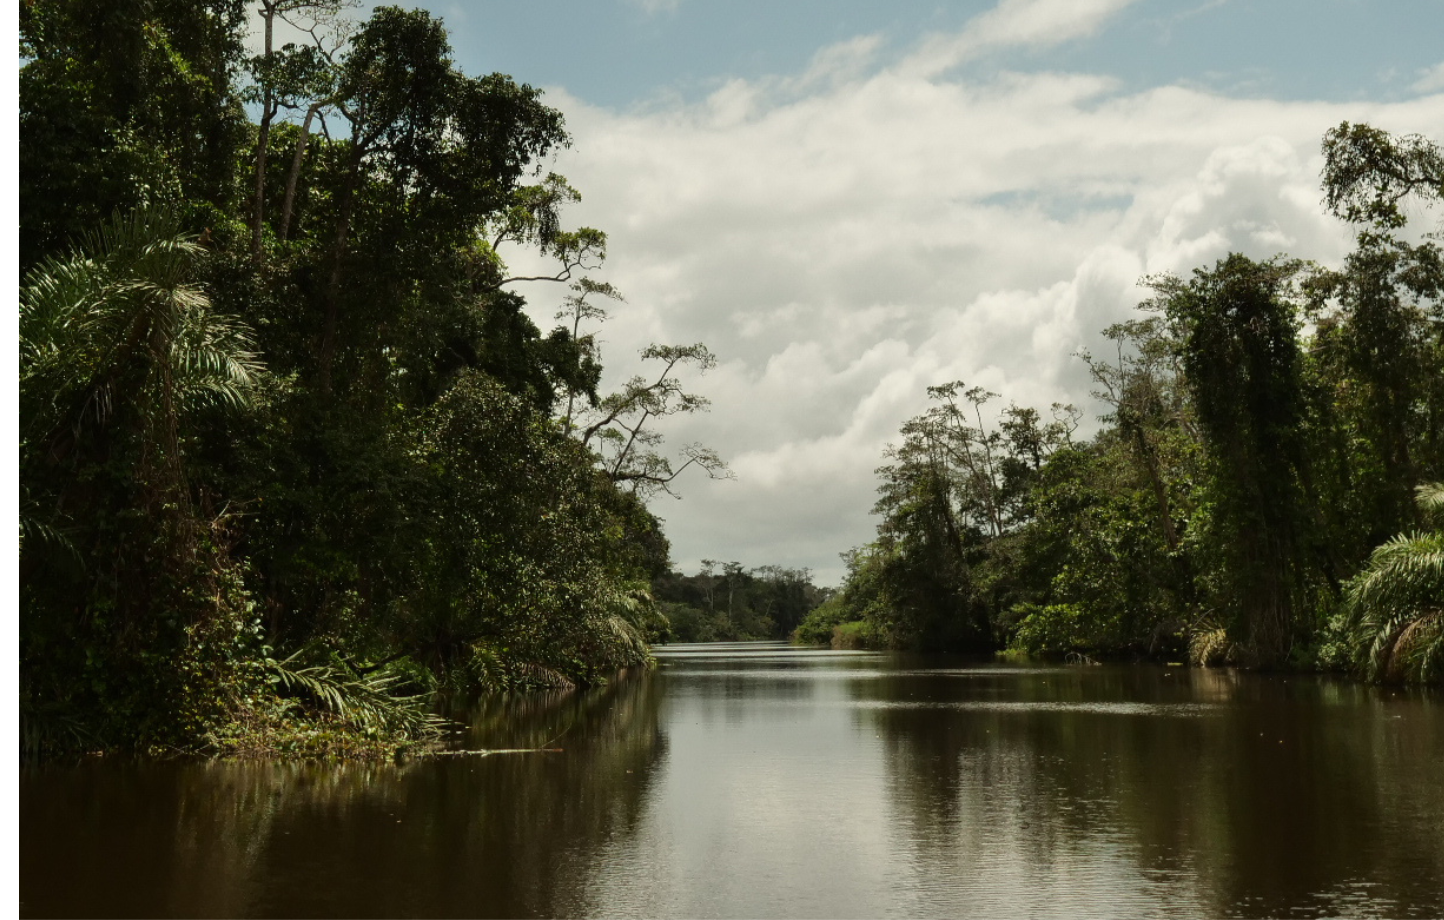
21, 674, 667, 918
862, 666, 1444, 916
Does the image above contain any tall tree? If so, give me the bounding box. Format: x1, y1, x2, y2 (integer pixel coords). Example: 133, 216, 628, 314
1152, 258, 1316, 663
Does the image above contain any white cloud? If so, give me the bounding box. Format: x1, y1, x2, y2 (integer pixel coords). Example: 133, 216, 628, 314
786, 35, 885, 95
1413, 62, 1444, 94
622, 0, 682, 15
502, 7, 1444, 584
902, 0, 1143, 78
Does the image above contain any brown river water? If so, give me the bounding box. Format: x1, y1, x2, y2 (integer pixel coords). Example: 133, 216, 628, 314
20, 642, 1444, 918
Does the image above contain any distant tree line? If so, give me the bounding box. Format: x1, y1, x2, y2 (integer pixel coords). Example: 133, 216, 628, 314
804, 123, 1444, 683
19, 1, 727, 756
653, 563, 832, 642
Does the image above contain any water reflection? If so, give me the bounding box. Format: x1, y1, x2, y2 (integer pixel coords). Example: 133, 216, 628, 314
20, 644, 1444, 918
862, 662, 1444, 918
22, 677, 666, 918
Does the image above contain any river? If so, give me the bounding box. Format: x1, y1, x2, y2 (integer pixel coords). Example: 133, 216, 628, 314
20, 642, 1444, 918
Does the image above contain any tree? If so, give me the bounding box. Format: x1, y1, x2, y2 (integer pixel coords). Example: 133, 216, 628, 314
823, 122, 1444, 674
1080, 319, 1193, 552
310, 5, 568, 393
484, 173, 610, 288
385, 372, 654, 676
1322, 122, 1444, 231
460, 147, 728, 500
1156, 255, 1318, 665
245, 1, 350, 259
653, 563, 828, 642
578, 344, 732, 497
1304, 235, 1444, 541
1309, 123, 1444, 542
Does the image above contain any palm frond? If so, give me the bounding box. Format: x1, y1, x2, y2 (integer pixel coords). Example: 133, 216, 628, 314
1418, 482, 1444, 526
83, 207, 202, 283
19, 205, 265, 458
1389, 612, 1444, 684
19, 257, 105, 369
1344, 526, 1444, 682
594, 582, 659, 666
172, 308, 264, 412
19, 505, 81, 565
266, 653, 448, 740
603, 614, 651, 664
1348, 531, 1444, 614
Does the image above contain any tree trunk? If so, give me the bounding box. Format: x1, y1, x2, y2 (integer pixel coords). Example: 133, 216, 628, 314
318, 140, 363, 395
250, 4, 277, 262
279, 102, 322, 242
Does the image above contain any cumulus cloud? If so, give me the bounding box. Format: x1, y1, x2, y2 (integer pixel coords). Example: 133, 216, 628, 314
501, 6, 1444, 584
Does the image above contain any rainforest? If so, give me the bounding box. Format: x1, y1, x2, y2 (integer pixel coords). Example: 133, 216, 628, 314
18, 0, 1444, 770
18, 3, 1444, 918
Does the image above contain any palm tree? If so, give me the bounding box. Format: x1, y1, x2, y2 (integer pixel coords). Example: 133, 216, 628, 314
1344, 483, 1444, 683
20, 208, 267, 754
20, 206, 262, 519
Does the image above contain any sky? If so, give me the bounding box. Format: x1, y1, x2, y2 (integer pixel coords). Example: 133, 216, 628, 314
278, 0, 1444, 585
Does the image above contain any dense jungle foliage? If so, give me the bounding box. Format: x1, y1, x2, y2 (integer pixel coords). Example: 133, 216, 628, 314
803, 123, 1444, 683
19, 1, 729, 756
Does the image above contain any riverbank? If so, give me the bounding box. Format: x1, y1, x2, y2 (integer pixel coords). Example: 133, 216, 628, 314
791, 614, 1437, 684
21, 643, 657, 762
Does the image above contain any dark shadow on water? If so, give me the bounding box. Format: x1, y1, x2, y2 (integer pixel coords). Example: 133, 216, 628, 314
21, 675, 666, 918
